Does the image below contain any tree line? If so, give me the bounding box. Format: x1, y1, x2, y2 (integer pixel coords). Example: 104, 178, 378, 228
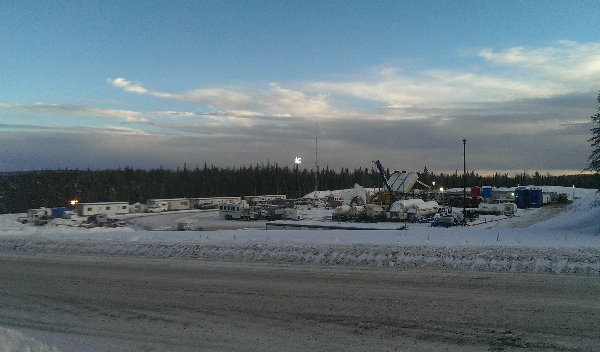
0, 163, 598, 214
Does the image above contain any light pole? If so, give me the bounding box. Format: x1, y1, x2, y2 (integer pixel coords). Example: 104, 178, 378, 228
294, 157, 301, 198
463, 138, 467, 225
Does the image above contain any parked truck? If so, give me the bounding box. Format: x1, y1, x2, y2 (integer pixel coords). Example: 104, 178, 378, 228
18, 208, 52, 225
147, 201, 168, 213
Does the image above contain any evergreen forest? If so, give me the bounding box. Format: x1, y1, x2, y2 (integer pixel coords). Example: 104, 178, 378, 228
0, 164, 598, 214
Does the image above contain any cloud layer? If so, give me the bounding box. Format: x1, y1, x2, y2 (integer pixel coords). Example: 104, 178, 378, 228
2, 41, 599, 174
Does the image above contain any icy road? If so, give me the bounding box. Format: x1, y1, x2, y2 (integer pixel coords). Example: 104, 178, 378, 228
1, 186, 599, 351
1, 254, 599, 352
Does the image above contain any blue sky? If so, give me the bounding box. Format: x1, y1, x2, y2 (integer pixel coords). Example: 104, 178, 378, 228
1, 1, 599, 176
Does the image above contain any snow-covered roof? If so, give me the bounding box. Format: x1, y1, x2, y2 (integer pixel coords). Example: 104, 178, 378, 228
387, 172, 419, 193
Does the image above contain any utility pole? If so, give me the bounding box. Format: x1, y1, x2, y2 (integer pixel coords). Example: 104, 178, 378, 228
463, 138, 467, 225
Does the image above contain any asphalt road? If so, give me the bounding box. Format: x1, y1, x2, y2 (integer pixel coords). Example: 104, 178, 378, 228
1, 253, 599, 351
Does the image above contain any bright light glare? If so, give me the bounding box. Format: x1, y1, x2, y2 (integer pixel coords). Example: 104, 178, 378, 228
294, 157, 302, 164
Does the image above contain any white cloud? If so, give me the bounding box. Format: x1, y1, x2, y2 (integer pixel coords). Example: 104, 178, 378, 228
0, 103, 149, 123
146, 84, 332, 118
151, 88, 254, 110
103, 126, 150, 135
477, 41, 600, 87
108, 77, 149, 94
105, 42, 598, 123
261, 83, 331, 116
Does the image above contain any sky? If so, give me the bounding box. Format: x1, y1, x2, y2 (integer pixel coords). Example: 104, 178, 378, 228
1, 1, 600, 176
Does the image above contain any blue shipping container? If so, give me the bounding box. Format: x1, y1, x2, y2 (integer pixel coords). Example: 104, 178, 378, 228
51, 207, 68, 218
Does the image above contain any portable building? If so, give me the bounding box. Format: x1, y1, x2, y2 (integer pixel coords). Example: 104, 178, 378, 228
191, 197, 242, 209
147, 198, 190, 211
478, 202, 517, 216
244, 195, 287, 204
76, 202, 129, 216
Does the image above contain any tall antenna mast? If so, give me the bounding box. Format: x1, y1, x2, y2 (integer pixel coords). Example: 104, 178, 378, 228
314, 122, 319, 196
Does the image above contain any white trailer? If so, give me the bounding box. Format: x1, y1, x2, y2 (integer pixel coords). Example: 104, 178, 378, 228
76, 202, 129, 217
478, 202, 517, 216
244, 195, 287, 204
219, 201, 261, 220
191, 197, 242, 209
147, 198, 190, 211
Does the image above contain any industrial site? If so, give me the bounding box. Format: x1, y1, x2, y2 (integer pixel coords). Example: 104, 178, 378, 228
16, 159, 572, 232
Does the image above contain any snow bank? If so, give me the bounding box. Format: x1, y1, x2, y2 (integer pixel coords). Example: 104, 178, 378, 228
0, 327, 61, 352
2, 236, 599, 274
1, 187, 598, 274
530, 191, 600, 235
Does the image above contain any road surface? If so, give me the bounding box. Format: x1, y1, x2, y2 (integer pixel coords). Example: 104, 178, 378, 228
1, 253, 599, 351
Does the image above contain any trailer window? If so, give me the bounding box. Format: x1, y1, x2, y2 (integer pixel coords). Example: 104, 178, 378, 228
106, 206, 111, 210
87, 207, 92, 212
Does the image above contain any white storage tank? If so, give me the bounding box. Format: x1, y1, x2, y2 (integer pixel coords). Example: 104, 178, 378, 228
406, 201, 439, 219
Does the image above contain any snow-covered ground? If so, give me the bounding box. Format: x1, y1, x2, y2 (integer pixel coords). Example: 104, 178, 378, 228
1, 186, 599, 350
1, 186, 598, 273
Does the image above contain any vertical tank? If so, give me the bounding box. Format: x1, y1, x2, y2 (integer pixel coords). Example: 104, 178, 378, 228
514, 187, 529, 209
482, 186, 493, 198
528, 188, 543, 208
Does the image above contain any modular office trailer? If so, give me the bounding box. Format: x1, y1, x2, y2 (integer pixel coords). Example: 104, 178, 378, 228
147, 198, 190, 211
76, 202, 130, 216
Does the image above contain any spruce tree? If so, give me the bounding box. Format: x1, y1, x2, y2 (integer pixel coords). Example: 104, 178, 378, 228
586, 91, 600, 181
